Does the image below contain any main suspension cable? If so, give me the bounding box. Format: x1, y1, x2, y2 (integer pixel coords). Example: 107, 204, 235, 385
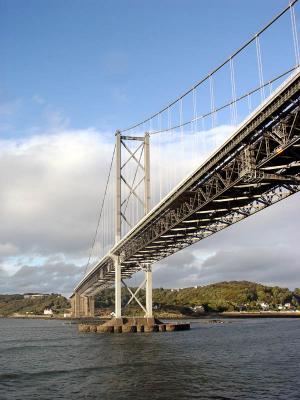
83, 144, 116, 276
120, 0, 298, 133
150, 66, 298, 135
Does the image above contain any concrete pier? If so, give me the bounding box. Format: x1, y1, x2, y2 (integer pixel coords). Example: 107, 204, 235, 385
78, 317, 190, 333
70, 293, 95, 318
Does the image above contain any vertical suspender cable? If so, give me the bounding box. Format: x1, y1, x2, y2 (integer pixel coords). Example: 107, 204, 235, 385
209, 74, 217, 150
255, 35, 265, 102
209, 75, 215, 129
290, 1, 300, 66
180, 97, 184, 179
83, 145, 116, 276
247, 93, 252, 114
268, 80, 273, 96
159, 113, 162, 201
193, 87, 198, 166
230, 57, 238, 126
193, 87, 197, 133
100, 206, 103, 258
168, 106, 171, 192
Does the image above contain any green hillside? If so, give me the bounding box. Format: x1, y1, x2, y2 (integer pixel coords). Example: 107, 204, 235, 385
95, 281, 300, 314
1, 282, 299, 317
0, 294, 70, 317
152, 281, 300, 312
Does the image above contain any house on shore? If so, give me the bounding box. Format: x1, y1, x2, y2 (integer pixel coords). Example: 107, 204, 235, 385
24, 293, 46, 299
43, 308, 53, 316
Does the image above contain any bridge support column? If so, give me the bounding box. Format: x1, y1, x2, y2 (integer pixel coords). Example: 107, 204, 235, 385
80, 296, 85, 316
145, 265, 152, 318
83, 296, 89, 316
71, 296, 75, 316
72, 292, 81, 318
89, 297, 95, 317
74, 295, 94, 317
115, 257, 122, 318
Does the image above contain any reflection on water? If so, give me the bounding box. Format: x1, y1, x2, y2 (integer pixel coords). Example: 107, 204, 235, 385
0, 318, 299, 399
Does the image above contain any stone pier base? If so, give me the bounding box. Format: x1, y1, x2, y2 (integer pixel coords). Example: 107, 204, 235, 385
78, 317, 190, 333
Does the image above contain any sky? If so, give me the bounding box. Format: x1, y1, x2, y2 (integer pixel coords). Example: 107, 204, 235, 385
0, 0, 300, 295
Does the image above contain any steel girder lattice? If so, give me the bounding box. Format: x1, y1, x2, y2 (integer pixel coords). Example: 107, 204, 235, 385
75, 72, 300, 297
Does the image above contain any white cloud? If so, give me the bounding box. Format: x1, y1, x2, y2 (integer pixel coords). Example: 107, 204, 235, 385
0, 130, 114, 265
0, 261, 85, 295
153, 192, 300, 289
0, 243, 19, 257
0, 125, 299, 293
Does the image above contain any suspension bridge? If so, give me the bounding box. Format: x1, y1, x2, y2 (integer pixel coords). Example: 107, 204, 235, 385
71, 1, 300, 319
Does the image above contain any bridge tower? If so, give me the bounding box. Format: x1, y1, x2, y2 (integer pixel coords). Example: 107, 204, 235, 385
114, 131, 152, 318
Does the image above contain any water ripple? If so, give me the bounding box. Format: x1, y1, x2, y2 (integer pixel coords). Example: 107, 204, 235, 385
0, 318, 300, 400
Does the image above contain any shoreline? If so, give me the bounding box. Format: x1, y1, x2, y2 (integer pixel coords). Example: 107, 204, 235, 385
221, 311, 300, 318
1, 311, 300, 320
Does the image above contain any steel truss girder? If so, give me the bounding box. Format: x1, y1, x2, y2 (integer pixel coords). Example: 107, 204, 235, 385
118, 124, 300, 264
74, 71, 300, 297
112, 74, 300, 263
136, 184, 299, 263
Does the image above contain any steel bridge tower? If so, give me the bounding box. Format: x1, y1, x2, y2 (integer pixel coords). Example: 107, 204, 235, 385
114, 131, 152, 318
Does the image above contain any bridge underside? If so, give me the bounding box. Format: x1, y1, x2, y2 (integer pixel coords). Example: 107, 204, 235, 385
72, 71, 300, 311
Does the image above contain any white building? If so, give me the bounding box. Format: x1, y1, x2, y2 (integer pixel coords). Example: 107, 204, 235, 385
259, 302, 269, 310
43, 308, 53, 315
193, 305, 205, 313
24, 293, 46, 299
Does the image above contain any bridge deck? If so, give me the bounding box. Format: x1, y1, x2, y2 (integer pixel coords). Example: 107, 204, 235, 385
75, 70, 300, 296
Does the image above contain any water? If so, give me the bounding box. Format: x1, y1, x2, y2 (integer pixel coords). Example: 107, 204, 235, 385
0, 318, 299, 400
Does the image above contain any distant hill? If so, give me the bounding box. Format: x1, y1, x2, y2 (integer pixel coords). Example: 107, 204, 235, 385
152, 281, 300, 312
1, 282, 299, 317
95, 281, 300, 314
0, 294, 70, 317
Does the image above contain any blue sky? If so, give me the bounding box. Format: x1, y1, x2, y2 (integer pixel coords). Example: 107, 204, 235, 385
1, 0, 300, 294
1, 0, 291, 138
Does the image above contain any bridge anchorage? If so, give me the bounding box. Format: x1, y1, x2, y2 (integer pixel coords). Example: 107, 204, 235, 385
71, 1, 300, 332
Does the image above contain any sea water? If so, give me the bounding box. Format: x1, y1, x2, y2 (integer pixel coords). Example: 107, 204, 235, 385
0, 318, 299, 399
